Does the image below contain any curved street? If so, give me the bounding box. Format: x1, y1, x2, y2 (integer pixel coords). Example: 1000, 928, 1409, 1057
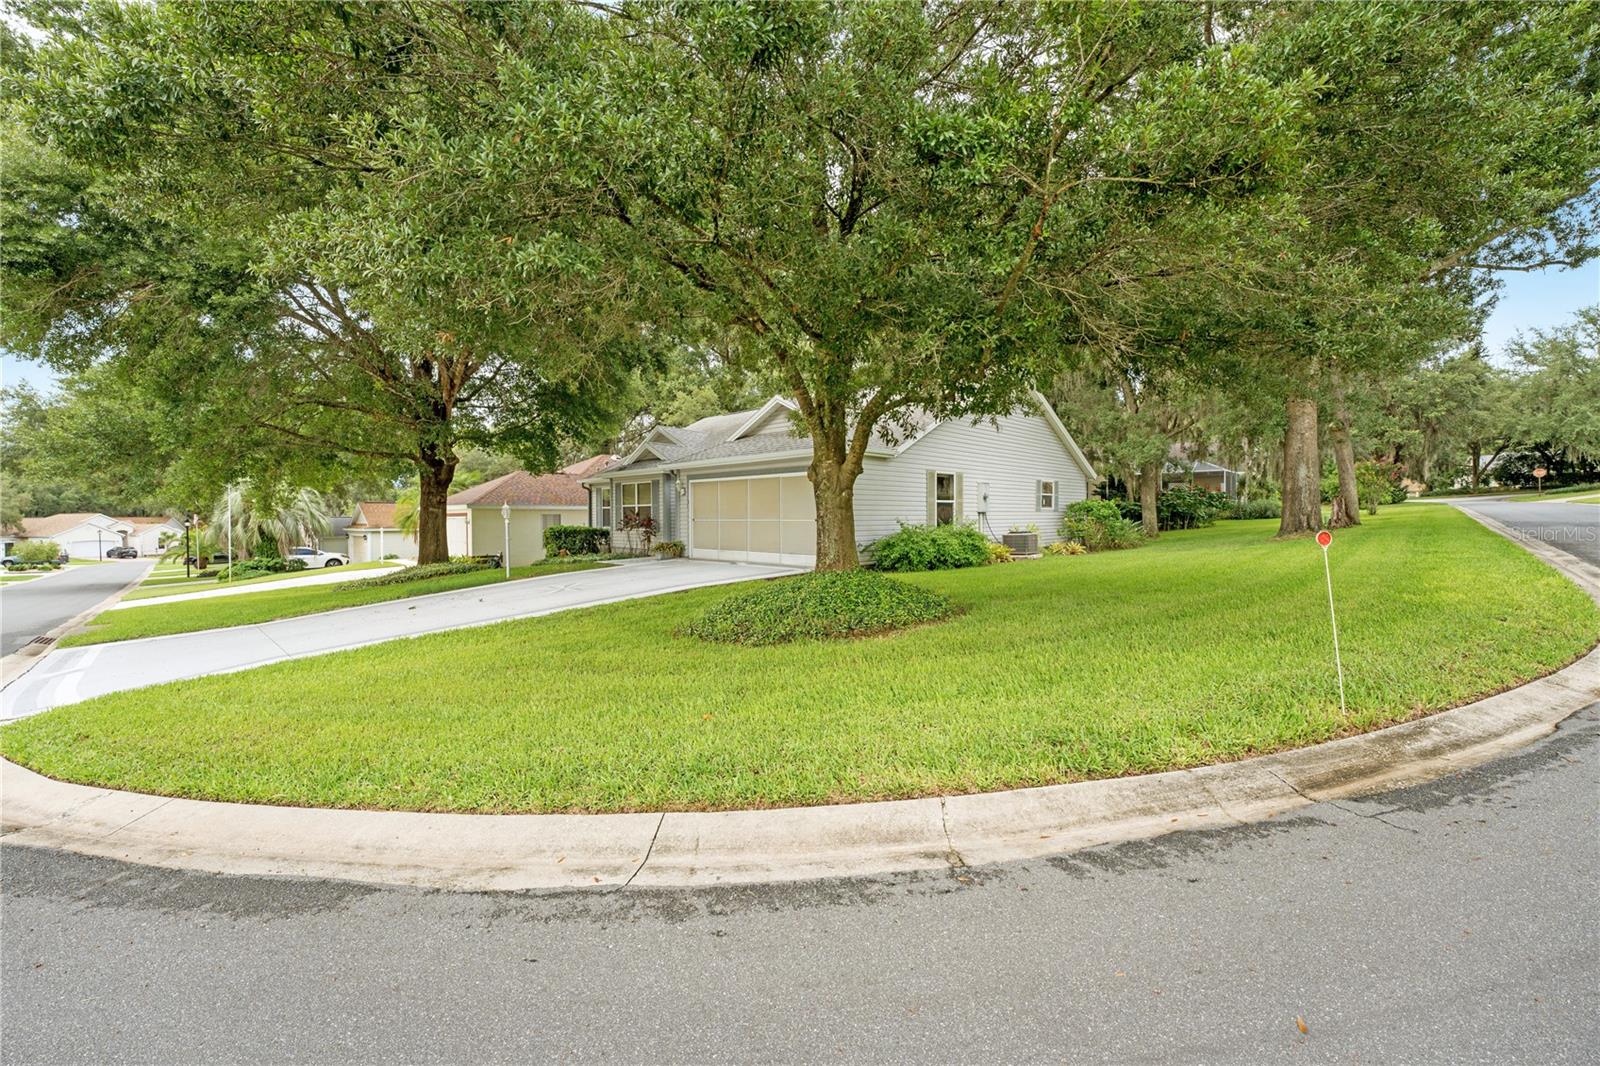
2, 703, 1595, 1064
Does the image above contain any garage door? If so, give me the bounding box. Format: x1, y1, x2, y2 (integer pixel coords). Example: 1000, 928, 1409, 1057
689, 475, 816, 567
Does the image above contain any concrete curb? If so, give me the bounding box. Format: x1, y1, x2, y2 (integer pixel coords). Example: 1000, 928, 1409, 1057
2, 524, 1597, 891
0, 562, 152, 690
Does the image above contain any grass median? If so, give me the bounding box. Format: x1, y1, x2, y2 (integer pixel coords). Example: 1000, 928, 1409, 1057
5, 506, 1595, 813
58, 559, 606, 646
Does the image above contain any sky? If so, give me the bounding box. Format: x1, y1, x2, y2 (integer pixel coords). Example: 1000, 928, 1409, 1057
2, 261, 1596, 395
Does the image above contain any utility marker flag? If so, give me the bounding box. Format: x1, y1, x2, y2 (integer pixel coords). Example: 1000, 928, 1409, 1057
1317, 530, 1346, 715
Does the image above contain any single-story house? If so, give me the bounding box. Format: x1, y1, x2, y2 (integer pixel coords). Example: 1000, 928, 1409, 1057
582, 392, 1097, 568
1163, 459, 1244, 498
112, 516, 184, 556
320, 514, 355, 556
8, 513, 134, 559
345, 502, 417, 562
444, 460, 606, 566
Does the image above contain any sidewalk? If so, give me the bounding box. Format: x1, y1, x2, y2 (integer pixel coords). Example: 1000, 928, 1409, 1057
0, 558, 795, 721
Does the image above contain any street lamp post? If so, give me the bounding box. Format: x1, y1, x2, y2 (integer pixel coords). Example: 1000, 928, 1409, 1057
501, 503, 511, 578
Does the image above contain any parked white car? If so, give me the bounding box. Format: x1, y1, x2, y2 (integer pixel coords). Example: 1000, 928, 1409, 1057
288, 546, 348, 568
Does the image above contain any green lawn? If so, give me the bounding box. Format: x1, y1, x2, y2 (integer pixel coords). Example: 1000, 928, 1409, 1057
120, 560, 399, 601
5, 506, 1595, 814
58, 559, 606, 646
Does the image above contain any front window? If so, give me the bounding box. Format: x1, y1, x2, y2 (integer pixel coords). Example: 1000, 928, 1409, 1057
1039, 480, 1056, 509
622, 482, 653, 524
599, 486, 613, 528
934, 473, 956, 526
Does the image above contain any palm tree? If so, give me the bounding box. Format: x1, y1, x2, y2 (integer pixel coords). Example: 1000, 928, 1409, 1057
392, 486, 420, 537
212, 485, 333, 558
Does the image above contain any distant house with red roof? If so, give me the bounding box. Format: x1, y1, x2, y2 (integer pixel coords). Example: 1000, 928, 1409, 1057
345, 501, 416, 562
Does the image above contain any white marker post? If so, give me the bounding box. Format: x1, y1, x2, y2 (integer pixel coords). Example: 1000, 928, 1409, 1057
1317, 529, 1347, 715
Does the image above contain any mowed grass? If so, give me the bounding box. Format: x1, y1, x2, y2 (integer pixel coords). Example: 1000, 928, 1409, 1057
58, 559, 606, 646
121, 560, 399, 601
4, 506, 1595, 814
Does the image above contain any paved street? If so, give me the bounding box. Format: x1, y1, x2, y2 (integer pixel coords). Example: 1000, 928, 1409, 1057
3, 703, 1595, 1065
1454, 497, 1600, 567
0, 561, 146, 657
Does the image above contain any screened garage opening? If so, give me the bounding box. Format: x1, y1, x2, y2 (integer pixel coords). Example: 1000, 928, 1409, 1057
689, 474, 816, 567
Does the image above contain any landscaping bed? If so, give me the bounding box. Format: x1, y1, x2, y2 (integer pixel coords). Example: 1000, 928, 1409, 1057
3, 506, 1595, 813
56, 558, 605, 646
121, 560, 399, 601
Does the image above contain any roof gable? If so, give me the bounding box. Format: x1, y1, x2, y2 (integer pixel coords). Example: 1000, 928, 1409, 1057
446, 470, 587, 508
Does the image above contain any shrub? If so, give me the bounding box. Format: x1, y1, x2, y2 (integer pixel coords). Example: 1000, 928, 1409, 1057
545, 525, 609, 556
361, 560, 491, 587
1229, 496, 1281, 520
986, 541, 1013, 563
1157, 486, 1232, 530
1060, 500, 1143, 551
869, 522, 990, 571
682, 570, 954, 646
13, 540, 62, 564
1043, 540, 1086, 556
652, 540, 686, 558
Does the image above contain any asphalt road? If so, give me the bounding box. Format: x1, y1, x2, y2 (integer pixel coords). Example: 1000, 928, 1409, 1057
1454, 497, 1600, 567
0, 561, 147, 657
3, 702, 1595, 1065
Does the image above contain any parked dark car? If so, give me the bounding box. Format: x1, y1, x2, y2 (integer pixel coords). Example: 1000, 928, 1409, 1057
105, 546, 139, 559
54, 553, 70, 566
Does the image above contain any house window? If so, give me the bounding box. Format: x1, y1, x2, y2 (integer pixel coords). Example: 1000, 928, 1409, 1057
622, 481, 653, 524
599, 486, 612, 528
1039, 480, 1056, 509
934, 473, 956, 526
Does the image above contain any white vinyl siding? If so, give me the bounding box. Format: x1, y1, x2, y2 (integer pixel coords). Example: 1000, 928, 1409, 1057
853, 409, 1090, 553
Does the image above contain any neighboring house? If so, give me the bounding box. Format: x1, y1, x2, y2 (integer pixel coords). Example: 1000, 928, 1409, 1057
320, 515, 355, 556
345, 502, 417, 563
111, 516, 184, 557
1163, 459, 1244, 498
444, 464, 600, 566
582, 392, 1097, 568
9, 513, 134, 559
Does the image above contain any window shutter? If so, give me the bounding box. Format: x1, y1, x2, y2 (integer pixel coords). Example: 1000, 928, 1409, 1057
926, 470, 936, 526
954, 473, 965, 522
1036, 479, 1043, 510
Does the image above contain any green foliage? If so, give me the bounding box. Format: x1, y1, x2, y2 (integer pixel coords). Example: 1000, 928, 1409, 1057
1229, 497, 1283, 521
986, 542, 1014, 564
682, 571, 954, 646
1156, 486, 1233, 530
1060, 501, 1145, 552
215, 557, 306, 582
1044, 540, 1088, 556
544, 525, 609, 557
869, 523, 990, 572
11, 540, 61, 564
362, 561, 492, 588
652, 540, 686, 559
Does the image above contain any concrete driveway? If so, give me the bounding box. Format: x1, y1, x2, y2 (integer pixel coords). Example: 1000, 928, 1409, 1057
0, 559, 794, 722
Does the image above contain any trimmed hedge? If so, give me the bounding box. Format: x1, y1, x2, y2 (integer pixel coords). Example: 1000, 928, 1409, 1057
359, 560, 492, 588
544, 525, 609, 556
683, 570, 954, 646
869, 522, 990, 571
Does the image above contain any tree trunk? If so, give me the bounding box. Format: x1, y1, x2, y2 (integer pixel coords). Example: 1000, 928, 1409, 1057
415, 445, 457, 565
1328, 400, 1361, 529
1277, 396, 1323, 537
1469, 444, 1482, 491
1138, 460, 1161, 538
810, 456, 859, 571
